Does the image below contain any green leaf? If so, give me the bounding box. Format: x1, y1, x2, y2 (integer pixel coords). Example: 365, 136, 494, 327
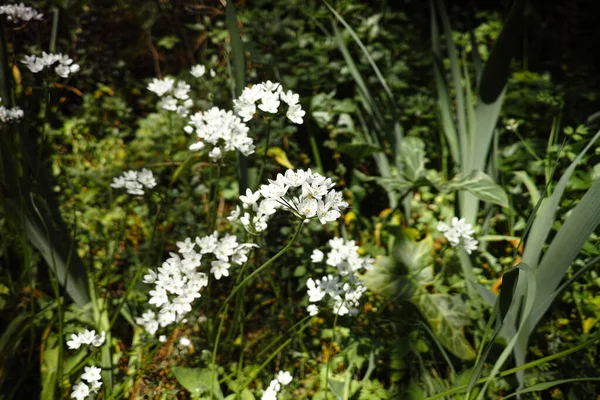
399, 137, 427, 182
413, 293, 476, 360
224, 389, 256, 400
226, 0, 248, 194
338, 142, 382, 160
40, 335, 59, 400
442, 170, 508, 208
503, 378, 600, 399
391, 228, 434, 284
170, 156, 197, 185
362, 256, 417, 301
157, 35, 179, 49
172, 366, 224, 399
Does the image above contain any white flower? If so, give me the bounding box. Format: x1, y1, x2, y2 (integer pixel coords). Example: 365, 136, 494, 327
91, 331, 106, 347
159, 335, 167, 342
258, 91, 280, 114
190, 64, 206, 78
280, 90, 299, 106
210, 260, 230, 280
437, 217, 478, 254
21, 52, 80, 77
286, 104, 305, 124
0, 4, 43, 22
147, 77, 174, 96
138, 168, 157, 188
311, 249, 324, 263
81, 366, 102, 383
66, 334, 82, 350
307, 304, 319, 316
176, 237, 195, 253
70, 382, 89, 400
276, 371, 293, 385
0, 98, 24, 124
179, 336, 191, 347
306, 278, 326, 302
240, 188, 261, 207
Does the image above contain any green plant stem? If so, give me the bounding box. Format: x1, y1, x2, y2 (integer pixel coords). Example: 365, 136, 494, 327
210, 221, 304, 399
324, 307, 340, 396
425, 330, 600, 399
108, 199, 163, 330
209, 161, 222, 231
210, 303, 229, 400
256, 118, 272, 187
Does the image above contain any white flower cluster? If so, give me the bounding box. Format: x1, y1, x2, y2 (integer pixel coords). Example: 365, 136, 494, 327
190, 64, 215, 79
66, 329, 106, 350
233, 81, 305, 124
437, 217, 478, 254
71, 366, 102, 400
147, 77, 193, 117
229, 169, 348, 234
0, 97, 23, 124
0, 3, 43, 22
261, 370, 293, 400
21, 52, 80, 78
306, 238, 372, 316
137, 232, 257, 335
110, 168, 157, 196
184, 107, 255, 161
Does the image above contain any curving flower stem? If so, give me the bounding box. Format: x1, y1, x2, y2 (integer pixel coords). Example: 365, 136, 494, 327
209, 221, 304, 400
324, 302, 343, 397
256, 118, 272, 187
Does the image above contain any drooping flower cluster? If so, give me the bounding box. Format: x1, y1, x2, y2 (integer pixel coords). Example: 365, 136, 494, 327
21, 52, 80, 78
184, 107, 255, 161
261, 370, 293, 400
70, 366, 102, 400
437, 217, 478, 254
147, 77, 193, 117
306, 238, 372, 316
137, 232, 257, 335
66, 329, 106, 350
229, 169, 349, 234
233, 81, 305, 124
0, 3, 43, 22
110, 168, 157, 196
0, 97, 23, 124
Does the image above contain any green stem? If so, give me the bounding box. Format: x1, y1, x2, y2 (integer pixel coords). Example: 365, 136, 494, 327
210, 303, 229, 400
324, 307, 340, 396
256, 118, 272, 187
209, 161, 222, 231
210, 221, 304, 398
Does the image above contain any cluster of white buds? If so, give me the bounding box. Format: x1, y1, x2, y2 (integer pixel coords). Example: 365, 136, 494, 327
233, 81, 305, 124
437, 217, 478, 254
0, 97, 23, 124
137, 232, 257, 335
228, 169, 348, 234
66, 329, 106, 350
306, 238, 372, 316
147, 77, 193, 117
184, 107, 255, 161
0, 3, 43, 22
70, 366, 102, 400
21, 52, 80, 78
261, 371, 293, 400
110, 168, 157, 196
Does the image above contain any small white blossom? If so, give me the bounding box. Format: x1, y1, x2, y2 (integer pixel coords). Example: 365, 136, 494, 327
110, 169, 157, 196
0, 4, 43, 22
234, 81, 304, 124
70, 382, 89, 400
190, 64, 206, 78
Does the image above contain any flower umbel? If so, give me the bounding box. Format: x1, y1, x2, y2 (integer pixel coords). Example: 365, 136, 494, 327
229, 169, 348, 234
437, 217, 479, 254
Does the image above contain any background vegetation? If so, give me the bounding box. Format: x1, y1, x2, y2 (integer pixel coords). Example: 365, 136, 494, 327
1, 0, 600, 399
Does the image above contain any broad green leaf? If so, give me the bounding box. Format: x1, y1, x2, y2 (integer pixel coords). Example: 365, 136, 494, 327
442, 170, 508, 208
399, 137, 426, 182
172, 366, 224, 399
337, 142, 382, 160
413, 294, 476, 360
361, 256, 417, 301
391, 228, 434, 284
40, 335, 59, 400
513, 171, 541, 207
